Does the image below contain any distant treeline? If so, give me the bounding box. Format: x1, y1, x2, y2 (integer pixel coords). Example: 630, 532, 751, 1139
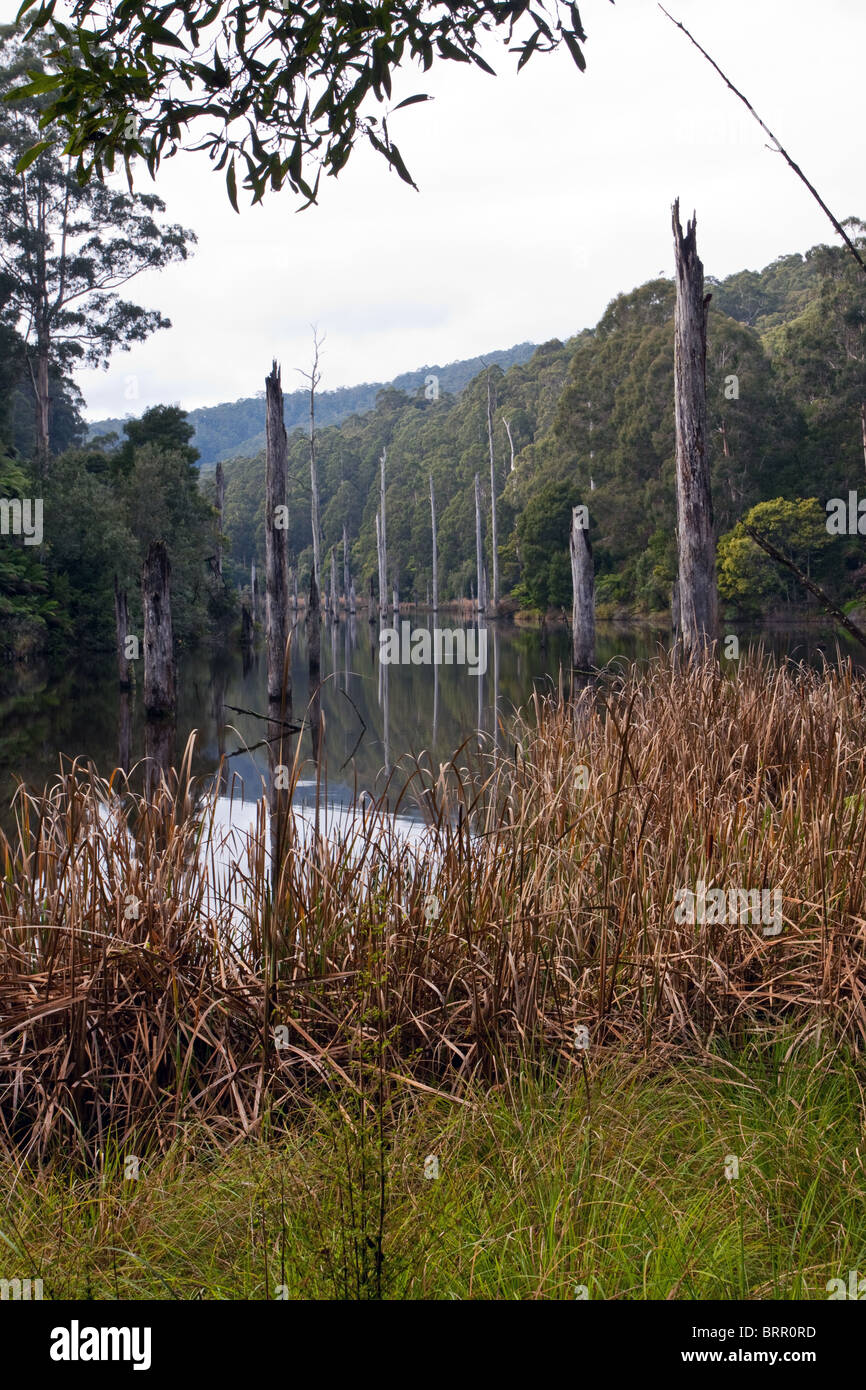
87, 343, 539, 465
3, 228, 865, 663
217, 228, 866, 619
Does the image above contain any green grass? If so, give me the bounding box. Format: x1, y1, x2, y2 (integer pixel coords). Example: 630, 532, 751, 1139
3, 1039, 865, 1300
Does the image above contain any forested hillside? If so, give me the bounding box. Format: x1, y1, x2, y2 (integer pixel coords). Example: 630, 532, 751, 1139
218, 224, 866, 618
4, 222, 864, 661
88, 342, 539, 465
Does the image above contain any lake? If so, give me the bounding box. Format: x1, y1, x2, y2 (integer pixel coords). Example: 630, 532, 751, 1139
0, 616, 860, 823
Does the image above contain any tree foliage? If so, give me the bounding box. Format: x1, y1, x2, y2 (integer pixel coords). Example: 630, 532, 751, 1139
11, 0, 598, 208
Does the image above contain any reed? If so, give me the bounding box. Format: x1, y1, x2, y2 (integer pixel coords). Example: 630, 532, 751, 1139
3, 649, 866, 1162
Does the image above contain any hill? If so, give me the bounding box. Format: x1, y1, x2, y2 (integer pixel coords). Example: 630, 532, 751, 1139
87, 342, 539, 465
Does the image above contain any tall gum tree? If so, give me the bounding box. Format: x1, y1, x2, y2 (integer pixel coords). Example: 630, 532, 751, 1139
0, 32, 195, 466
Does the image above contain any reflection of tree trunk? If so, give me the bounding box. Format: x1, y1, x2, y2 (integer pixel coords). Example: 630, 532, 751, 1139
369, 574, 377, 625
114, 575, 132, 688
117, 689, 132, 773
212, 658, 228, 797
267, 696, 291, 888
142, 540, 176, 717
492, 624, 500, 758
476, 616, 484, 749
433, 654, 439, 746
382, 655, 390, 778
672, 199, 718, 656
145, 715, 175, 800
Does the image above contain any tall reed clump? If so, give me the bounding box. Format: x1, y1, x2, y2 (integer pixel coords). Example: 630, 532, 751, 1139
2, 649, 866, 1163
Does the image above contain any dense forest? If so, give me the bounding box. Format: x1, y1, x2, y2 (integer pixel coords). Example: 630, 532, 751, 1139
213, 224, 866, 620
3, 217, 865, 661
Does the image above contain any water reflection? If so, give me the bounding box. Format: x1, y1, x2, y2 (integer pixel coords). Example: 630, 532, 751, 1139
1, 618, 862, 821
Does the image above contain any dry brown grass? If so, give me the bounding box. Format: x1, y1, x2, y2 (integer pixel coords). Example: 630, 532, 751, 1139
3, 648, 866, 1162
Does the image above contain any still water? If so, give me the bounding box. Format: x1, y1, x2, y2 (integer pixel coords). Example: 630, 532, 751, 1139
0, 617, 859, 822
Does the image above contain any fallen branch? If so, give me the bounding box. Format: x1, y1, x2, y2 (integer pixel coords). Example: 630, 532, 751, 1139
743, 524, 866, 652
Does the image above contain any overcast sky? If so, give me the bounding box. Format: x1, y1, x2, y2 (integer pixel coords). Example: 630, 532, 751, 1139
3, 0, 864, 420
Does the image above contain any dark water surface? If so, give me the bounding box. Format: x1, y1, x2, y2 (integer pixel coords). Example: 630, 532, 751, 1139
0, 617, 860, 821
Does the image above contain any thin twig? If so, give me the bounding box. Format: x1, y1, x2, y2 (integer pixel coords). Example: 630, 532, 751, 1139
659, 5, 866, 277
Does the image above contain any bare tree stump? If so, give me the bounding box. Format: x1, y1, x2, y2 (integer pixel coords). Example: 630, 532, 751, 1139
142, 540, 176, 717
570, 506, 595, 673
430, 473, 439, 613
114, 574, 132, 689
265, 361, 291, 705
672, 200, 718, 655
486, 371, 500, 610
215, 460, 225, 575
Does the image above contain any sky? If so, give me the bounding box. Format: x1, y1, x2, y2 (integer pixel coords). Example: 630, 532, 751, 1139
2, 0, 864, 421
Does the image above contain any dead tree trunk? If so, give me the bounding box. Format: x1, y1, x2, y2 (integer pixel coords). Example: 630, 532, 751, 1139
376, 505, 386, 621
307, 568, 321, 759
330, 548, 338, 622
860, 401, 866, 477
251, 559, 258, 623
304, 332, 323, 593
349, 578, 356, 616
265, 361, 291, 705
142, 540, 176, 717
392, 576, 399, 618
378, 448, 388, 616
486, 372, 500, 610
114, 574, 132, 688
215, 460, 225, 575
570, 506, 595, 672
430, 473, 439, 613
474, 472, 485, 616
342, 523, 350, 601
503, 414, 516, 473
672, 199, 718, 655
292, 565, 299, 615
